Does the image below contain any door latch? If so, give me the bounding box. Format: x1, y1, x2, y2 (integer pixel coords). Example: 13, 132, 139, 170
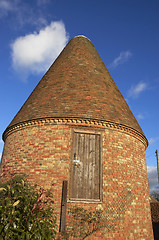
73, 153, 80, 166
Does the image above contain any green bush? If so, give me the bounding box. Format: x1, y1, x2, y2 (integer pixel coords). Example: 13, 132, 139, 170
57, 206, 108, 240
0, 171, 56, 240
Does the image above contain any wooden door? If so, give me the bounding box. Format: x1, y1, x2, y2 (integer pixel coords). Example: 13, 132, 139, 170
70, 132, 101, 201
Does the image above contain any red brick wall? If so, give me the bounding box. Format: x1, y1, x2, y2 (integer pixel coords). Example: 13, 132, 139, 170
1, 121, 153, 239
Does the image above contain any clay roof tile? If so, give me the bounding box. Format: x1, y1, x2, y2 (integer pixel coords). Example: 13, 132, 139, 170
4, 36, 145, 139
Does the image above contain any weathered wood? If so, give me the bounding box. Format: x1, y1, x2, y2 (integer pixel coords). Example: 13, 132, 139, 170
71, 132, 101, 200
85, 133, 89, 199
59, 180, 68, 233
95, 135, 100, 199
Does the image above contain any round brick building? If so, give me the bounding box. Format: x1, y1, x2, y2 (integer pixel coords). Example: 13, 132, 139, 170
1, 36, 153, 239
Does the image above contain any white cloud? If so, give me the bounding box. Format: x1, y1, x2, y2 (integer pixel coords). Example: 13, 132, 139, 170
127, 82, 147, 98
147, 166, 159, 193
0, 0, 19, 16
0, 0, 14, 10
0, 1, 52, 29
11, 21, 69, 79
108, 51, 132, 69
0, 0, 12, 10
149, 137, 159, 145
137, 113, 144, 120
0, 139, 3, 144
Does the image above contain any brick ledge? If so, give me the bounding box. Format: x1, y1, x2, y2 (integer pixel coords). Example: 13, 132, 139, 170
3, 117, 148, 148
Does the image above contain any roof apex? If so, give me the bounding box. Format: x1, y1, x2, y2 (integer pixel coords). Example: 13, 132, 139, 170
73, 35, 91, 41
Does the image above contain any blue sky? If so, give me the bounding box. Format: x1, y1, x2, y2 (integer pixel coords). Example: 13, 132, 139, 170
0, 0, 159, 191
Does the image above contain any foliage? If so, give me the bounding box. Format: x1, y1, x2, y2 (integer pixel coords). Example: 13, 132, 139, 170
58, 206, 108, 240
58, 188, 132, 239
151, 191, 159, 201
0, 159, 56, 240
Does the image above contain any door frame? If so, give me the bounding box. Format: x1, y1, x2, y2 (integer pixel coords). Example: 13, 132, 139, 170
69, 128, 103, 203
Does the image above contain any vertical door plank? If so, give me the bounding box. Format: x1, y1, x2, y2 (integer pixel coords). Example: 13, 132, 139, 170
92, 134, 96, 199
82, 133, 85, 199
95, 135, 100, 199
89, 134, 93, 199
71, 133, 77, 198
85, 133, 89, 199
78, 133, 84, 199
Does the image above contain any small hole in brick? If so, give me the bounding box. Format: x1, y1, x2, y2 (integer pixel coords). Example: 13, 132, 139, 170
40, 163, 42, 166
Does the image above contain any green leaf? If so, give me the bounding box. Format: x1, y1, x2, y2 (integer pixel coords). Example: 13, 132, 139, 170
13, 200, 20, 206
4, 223, 10, 232
21, 180, 25, 187
0, 174, 57, 239
0, 188, 7, 191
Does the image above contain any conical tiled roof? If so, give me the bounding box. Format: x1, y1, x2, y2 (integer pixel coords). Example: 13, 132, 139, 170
5, 36, 144, 136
